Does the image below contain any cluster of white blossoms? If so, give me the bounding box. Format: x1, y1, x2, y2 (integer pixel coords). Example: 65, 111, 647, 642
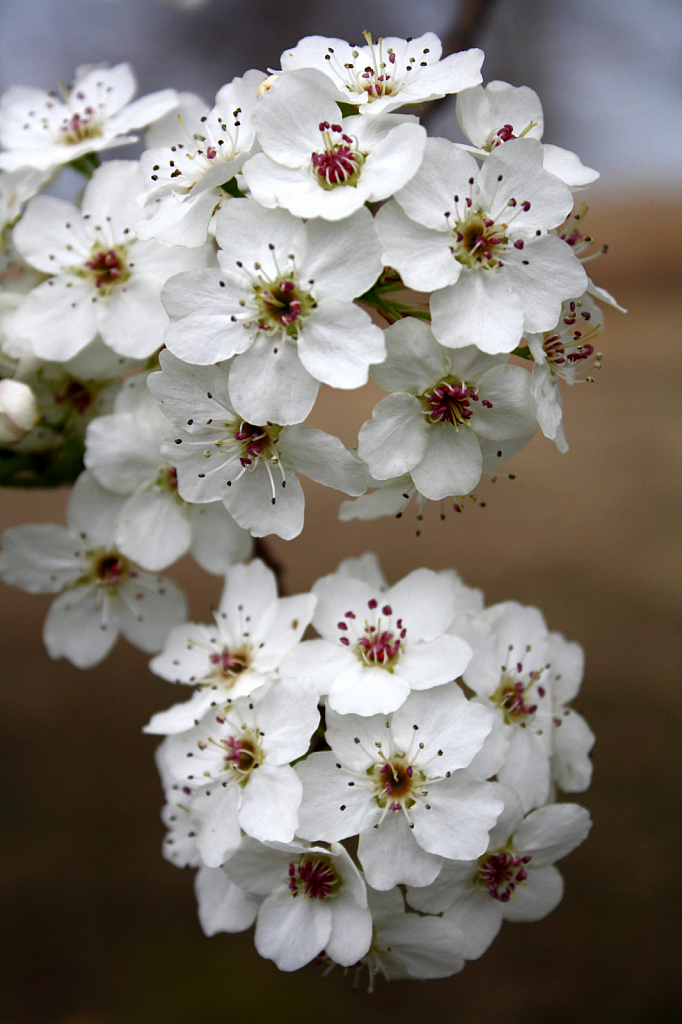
0, 33, 617, 984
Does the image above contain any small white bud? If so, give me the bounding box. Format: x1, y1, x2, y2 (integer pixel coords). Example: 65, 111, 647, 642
0, 378, 38, 443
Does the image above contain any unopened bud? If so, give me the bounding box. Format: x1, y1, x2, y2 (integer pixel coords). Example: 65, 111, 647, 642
256, 74, 278, 98
0, 378, 38, 443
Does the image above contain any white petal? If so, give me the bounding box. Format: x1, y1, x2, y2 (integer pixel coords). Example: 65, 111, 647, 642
229, 340, 319, 425
412, 773, 504, 860
513, 802, 592, 867
296, 302, 386, 390
43, 586, 119, 668
502, 865, 564, 922
358, 811, 443, 890
255, 890, 331, 971
0, 524, 82, 593
116, 490, 192, 571
375, 200, 460, 292
325, 890, 373, 967
358, 393, 429, 480
296, 753, 378, 841
430, 270, 525, 354
116, 573, 187, 653
280, 424, 368, 495
187, 502, 252, 575
238, 762, 302, 842
410, 424, 483, 500
194, 865, 258, 935
224, 463, 305, 540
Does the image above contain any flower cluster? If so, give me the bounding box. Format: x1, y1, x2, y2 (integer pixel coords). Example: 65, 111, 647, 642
151, 552, 593, 982
0, 31, 613, 985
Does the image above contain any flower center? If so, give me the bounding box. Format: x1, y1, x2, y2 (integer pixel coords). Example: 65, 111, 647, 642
209, 646, 250, 682
254, 276, 312, 335
540, 300, 602, 382
337, 599, 406, 671
311, 122, 365, 189
370, 756, 423, 811
84, 247, 129, 291
53, 377, 94, 415
491, 667, 545, 726
476, 848, 532, 901
289, 855, 341, 900
422, 375, 493, 427
483, 119, 538, 152
450, 210, 508, 270
91, 550, 129, 589
59, 109, 102, 145
222, 732, 262, 783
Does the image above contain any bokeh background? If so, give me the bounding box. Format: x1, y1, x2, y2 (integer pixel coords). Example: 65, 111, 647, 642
1, 1, 680, 1022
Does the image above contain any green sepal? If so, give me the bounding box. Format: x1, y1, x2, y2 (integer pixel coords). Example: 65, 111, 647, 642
220, 176, 246, 198
68, 151, 101, 179
0, 439, 85, 488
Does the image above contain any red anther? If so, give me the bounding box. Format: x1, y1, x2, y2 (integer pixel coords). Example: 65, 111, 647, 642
206, 146, 217, 159
514, 239, 525, 249
382, 605, 392, 616
337, 622, 348, 630
368, 598, 378, 609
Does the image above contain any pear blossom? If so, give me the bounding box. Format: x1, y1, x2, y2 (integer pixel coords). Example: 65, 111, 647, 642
145, 558, 316, 734
157, 684, 320, 866
376, 136, 588, 353
162, 201, 385, 422
453, 601, 593, 812
282, 560, 473, 716
242, 68, 427, 221
0, 471, 186, 667
295, 686, 502, 889
0, 63, 177, 173
223, 838, 373, 971
279, 32, 483, 116
355, 887, 464, 985
84, 373, 251, 572
358, 317, 537, 500
149, 350, 368, 541
407, 785, 591, 959
11, 160, 213, 362
456, 80, 598, 188
137, 70, 266, 248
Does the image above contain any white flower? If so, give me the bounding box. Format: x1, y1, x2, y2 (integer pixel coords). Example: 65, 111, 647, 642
358, 317, 537, 500
456, 81, 598, 188
295, 686, 502, 889
376, 137, 588, 353
84, 374, 251, 572
242, 68, 427, 221
137, 70, 266, 248
0, 63, 177, 173
279, 32, 484, 116
162, 201, 385, 423
407, 785, 591, 960
157, 684, 320, 867
282, 559, 473, 716
528, 292, 604, 452
356, 887, 464, 985
223, 837, 372, 971
145, 558, 316, 734
11, 160, 212, 361
0, 378, 38, 442
149, 350, 369, 541
454, 602, 557, 811
0, 471, 186, 667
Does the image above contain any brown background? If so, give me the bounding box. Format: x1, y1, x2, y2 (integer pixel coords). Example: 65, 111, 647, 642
1, 196, 680, 1023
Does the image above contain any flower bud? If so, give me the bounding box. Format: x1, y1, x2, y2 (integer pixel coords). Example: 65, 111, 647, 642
0, 378, 38, 443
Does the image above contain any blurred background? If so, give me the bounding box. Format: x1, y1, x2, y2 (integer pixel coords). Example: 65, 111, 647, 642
0, 1, 680, 1022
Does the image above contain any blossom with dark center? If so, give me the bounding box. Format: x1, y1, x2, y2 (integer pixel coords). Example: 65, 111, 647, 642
407, 785, 591, 961
282, 559, 472, 716
146, 557, 316, 735
242, 68, 426, 221
156, 684, 320, 866
0, 62, 177, 173
0, 470, 186, 668
224, 838, 372, 971
376, 136, 588, 354
455, 80, 598, 188
358, 318, 536, 503
295, 685, 501, 890
279, 31, 483, 117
